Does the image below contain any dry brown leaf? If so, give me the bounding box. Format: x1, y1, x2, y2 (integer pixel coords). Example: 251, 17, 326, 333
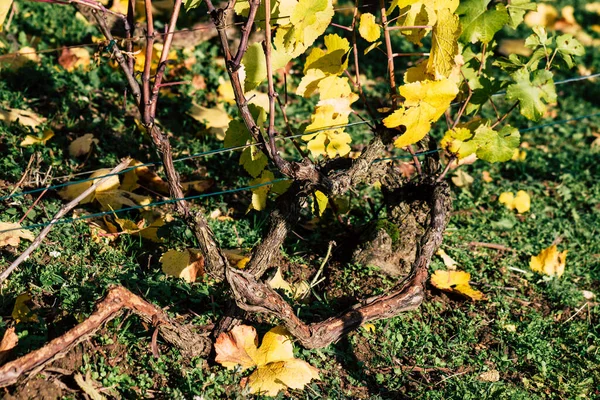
215, 325, 319, 396
478, 370, 500, 382
0, 327, 18, 364
69, 134, 99, 157
0, 107, 46, 128
58, 47, 91, 72
0, 222, 35, 248
160, 249, 205, 282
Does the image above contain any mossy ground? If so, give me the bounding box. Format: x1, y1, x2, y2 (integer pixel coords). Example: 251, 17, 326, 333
1, 1, 599, 399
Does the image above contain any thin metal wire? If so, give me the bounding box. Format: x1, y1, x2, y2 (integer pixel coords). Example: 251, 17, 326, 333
0, 147, 431, 235
0, 119, 376, 202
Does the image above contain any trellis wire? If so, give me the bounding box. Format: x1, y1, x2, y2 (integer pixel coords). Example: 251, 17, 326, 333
2, 109, 600, 203
0, 146, 436, 235
0, 119, 374, 202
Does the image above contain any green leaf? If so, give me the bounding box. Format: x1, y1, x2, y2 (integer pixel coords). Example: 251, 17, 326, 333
457, 0, 509, 44
242, 43, 267, 92
240, 147, 268, 178
472, 124, 520, 163
440, 127, 478, 159
555, 34, 585, 69
224, 120, 251, 148
183, 0, 203, 12
506, 68, 556, 121
506, 0, 536, 29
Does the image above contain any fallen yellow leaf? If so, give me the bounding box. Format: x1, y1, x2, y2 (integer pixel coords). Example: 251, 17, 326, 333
529, 245, 567, 277
436, 249, 457, 270
12, 293, 39, 323
0, 107, 46, 128
430, 270, 485, 301
20, 129, 54, 147
0, 222, 35, 247
69, 134, 99, 157
160, 249, 205, 282
498, 190, 530, 213
215, 325, 319, 396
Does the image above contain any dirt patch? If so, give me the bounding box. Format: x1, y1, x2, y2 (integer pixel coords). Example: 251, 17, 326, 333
3, 377, 64, 400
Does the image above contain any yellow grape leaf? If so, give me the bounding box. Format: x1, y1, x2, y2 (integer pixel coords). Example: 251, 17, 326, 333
247, 358, 319, 396
58, 180, 95, 204
95, 190, 151, 211
181, 180, 213, 193
215, 324, 260, 370
529, 245, 567, 277
362, 323, 376, 333
304, 34, 349, 74
426, 7, 460, 80
312, 190, 328, 216
241, 42, 267, 92
302, 77, 358, 158
74, 372, 106, 400
240, 146, 268, 178
222, 249, 251, 269
20, 129, 54, 147
498, 190, 530, 213
0, 222, 35, 247
217, 77, 236, 104
69, 134, 99, 157
268, 268, 294, 295
215, 325, 319, 396
249, 170, 275, 211
0, 327, 18, 364
451, 169, 474, 187
436, 249, 457, 270
0, 1, 12, 31
430, 270, 485, 300
359, 13, 380, 42
160, 249, 205, 283
0, 46, 41, 70
11, 293, 39, 323
289, 0, 334, 49
188, 103, 231, 140
440, 127, 477, 160
384, 78, 458, 148
58, 47, 91, 72
114, 212, 168, 243
0, 107, 46, 128
524, 3, 558, 28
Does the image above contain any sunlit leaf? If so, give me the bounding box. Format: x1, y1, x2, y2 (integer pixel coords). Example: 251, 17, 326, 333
69, 134, 99, 157
358, 13, 380, 42
529, 245, 567, 277
430, 270, 485, 300
215, 325, 319, 396
0, 222, 35, 248
160, 249, 205, 283
498, 190, 530, 213
11, 293, 39, 323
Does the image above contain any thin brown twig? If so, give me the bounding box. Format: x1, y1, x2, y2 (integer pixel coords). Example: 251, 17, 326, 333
490, 101, 519, 129
468, 241, 516, 252
18, 188, 49, 224
141, 0, 155, 125
149, 0, 183, 117
436, 156, 455, 182
380, 0, 397, 107
8, 155, 35, 197
0, 159, 130, 284
407, 145, 422, 175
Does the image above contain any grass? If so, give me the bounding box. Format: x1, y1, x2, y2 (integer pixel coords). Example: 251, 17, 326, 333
0, 1, 599, 399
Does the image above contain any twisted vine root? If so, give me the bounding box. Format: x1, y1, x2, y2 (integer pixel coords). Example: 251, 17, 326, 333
224, 182, 451, 349
0, 286, 211, 388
